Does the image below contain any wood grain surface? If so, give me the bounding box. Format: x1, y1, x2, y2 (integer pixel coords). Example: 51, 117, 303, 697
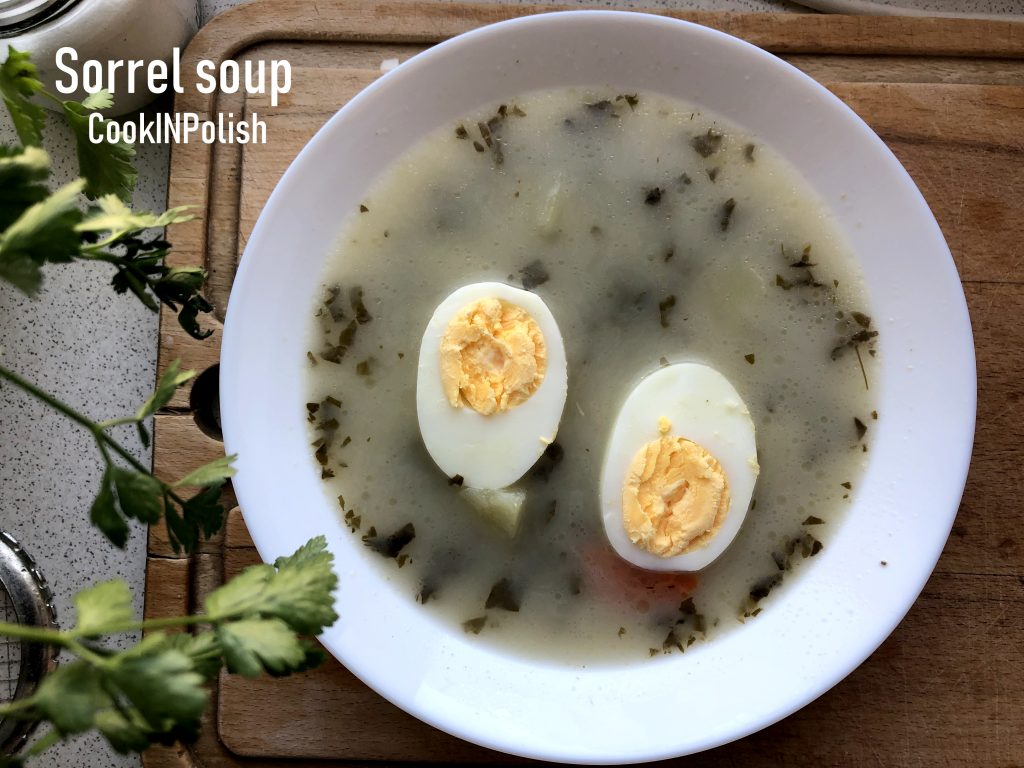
147, 2, 1024, 766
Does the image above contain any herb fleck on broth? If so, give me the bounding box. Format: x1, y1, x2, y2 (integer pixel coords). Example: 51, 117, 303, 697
519, 259, 550, 290
363, 523, 416, 559
658, 295, 677, 328
350, 286, 372, 324
418, 582, 437, 604
531, 442, 564, 482
719, 198, 736, 231
485, 578, 522, 612
690, 128, 724, 158
321, 320, 358, 364
854, 417, 868, 441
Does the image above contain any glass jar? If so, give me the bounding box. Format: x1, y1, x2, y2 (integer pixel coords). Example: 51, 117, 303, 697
0, 0, 199, 115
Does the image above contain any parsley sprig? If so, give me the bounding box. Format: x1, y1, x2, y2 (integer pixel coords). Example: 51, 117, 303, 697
1, 47, 134, 197
0, 47, 338, 765
0, 537, 338, 765
0, 46, 226, 548
0, 46, 213, 337
0, 360, 236, 552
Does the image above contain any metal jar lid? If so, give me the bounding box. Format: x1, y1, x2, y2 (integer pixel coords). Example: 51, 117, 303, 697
0, 0, 81, 34
0, 531, 58, 756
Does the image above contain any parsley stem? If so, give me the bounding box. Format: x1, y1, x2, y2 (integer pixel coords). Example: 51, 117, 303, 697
66, 614, 210, 639
0, 613, 220, 645
0, 621, 64, 645
0, 595, 256, 646
65, 637, 108, 666
137, 615, 210, 631
98, 416, 140, 430
62, 605, 265, 640
0, 364, 100, 434
96, 437, 112, 466
81, 237, 135, 254
0, 364, 190, 508
0, 363, 140, 470
0, 623, 114, 666
38, 88, 65, 108
76, 249, 124, 263
0, 696, 36, 717
23, 726, 62, 758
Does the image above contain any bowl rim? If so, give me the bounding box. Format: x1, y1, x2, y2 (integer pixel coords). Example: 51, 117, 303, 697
221, 9, 977, 763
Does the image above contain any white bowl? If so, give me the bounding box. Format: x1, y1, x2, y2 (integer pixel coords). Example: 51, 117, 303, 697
221, 11, 975, 763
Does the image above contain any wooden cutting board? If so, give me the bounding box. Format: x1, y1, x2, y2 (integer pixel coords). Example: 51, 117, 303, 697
144, 2, 1024, 766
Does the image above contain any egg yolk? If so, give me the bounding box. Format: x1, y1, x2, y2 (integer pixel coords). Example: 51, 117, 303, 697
439, 297, 547, 416
622, 419, 731, 558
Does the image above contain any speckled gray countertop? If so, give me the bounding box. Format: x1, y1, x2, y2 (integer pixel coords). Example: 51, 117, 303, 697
0, 0, 1017, 765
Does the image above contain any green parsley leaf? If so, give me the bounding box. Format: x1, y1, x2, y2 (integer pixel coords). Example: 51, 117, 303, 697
266, 536, 339, 634
175, 293, 215, 340
161, 265, 205, 287
174, 454, 237, 488
61, 93, 137, 201
181, 483, 227, 541
80, 90, 113, 111
0, 251, 42, 295
293, 639, 327, 672
0, 47, 46, 146
0, 145, 50, 231
161, 507, 190, 555
77, 195, 195, 241
163, 483, 226, 554
164, 631, 224, 682
217, 618, 307, 678
89, 468, 129, 549
89, 465, 170, 548
204, 563, 274, 618
136, 359, 195, 420
73, 579, 133, 636
111, 259, 161, 311
0, 179, 85, 295
29, 661, 107, 734
204, 535, 337, 634
154, 266, 205, 304
111, 466, 163, 523
93, 709, 151, 753
107, 638, 208, 734
0, 536, 338, 764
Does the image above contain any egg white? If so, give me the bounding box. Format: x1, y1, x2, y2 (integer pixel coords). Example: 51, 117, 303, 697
416, 281, 568, 489
599, 363, 759, 571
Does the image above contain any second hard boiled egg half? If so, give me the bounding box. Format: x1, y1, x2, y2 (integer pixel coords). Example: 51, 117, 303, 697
416, 282, 568, 490
600, 363, 759, 572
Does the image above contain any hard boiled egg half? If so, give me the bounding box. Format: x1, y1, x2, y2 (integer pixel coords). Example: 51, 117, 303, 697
416, 282, 568, 490
600, 363, 759, 571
